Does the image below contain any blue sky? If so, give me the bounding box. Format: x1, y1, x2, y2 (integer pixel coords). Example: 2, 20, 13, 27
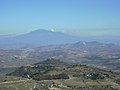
0, 0, 120, 36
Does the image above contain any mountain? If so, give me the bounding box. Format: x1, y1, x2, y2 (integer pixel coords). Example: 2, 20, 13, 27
0, 29, 120, 49
0, 29, 80, 49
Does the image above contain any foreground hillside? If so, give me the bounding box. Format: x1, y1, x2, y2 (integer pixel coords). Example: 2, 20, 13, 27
5, 58, 120, 90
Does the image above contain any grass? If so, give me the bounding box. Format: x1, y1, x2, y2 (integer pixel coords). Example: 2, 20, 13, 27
46, 70, 62, 75
0, 76, 25, 82
0, 77, 120, 90
0, 60, 120, 90
0, 80, 35, 90
64, 79, 85, 87
86, 81, 100, 86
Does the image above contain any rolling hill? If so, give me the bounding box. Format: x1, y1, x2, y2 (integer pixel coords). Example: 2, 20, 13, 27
0, 41, 120, 71
6, 58, 120, 90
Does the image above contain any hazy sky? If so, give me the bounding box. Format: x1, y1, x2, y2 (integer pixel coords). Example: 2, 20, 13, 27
0, 0, 120, 36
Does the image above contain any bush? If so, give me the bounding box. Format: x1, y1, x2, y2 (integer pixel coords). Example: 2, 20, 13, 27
32, 73, 69, 80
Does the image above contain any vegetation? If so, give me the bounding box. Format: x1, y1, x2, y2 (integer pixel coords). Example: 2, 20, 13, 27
32, 73, 69, 80
4, 58, 120, 90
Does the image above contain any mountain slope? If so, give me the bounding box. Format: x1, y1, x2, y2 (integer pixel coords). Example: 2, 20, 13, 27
0, 29, 120, 49
0, 29, 80, 49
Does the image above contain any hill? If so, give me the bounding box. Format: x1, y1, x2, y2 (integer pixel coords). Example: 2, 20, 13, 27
0, 41, 120, 72
7, 58, 120, 90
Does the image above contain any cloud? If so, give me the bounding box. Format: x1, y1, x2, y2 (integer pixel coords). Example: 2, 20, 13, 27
50, 29, 55, 32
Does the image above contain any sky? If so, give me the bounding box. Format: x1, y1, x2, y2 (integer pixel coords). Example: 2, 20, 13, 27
0, 0, 120, 36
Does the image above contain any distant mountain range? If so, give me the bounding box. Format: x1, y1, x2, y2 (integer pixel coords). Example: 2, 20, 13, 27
0, 29, 120, 71
0, 29, 119, 49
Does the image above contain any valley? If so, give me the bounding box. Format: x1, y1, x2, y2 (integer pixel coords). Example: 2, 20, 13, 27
0, 41, 120, 71
1, 0, 120, 89
0, 30, 120, 90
